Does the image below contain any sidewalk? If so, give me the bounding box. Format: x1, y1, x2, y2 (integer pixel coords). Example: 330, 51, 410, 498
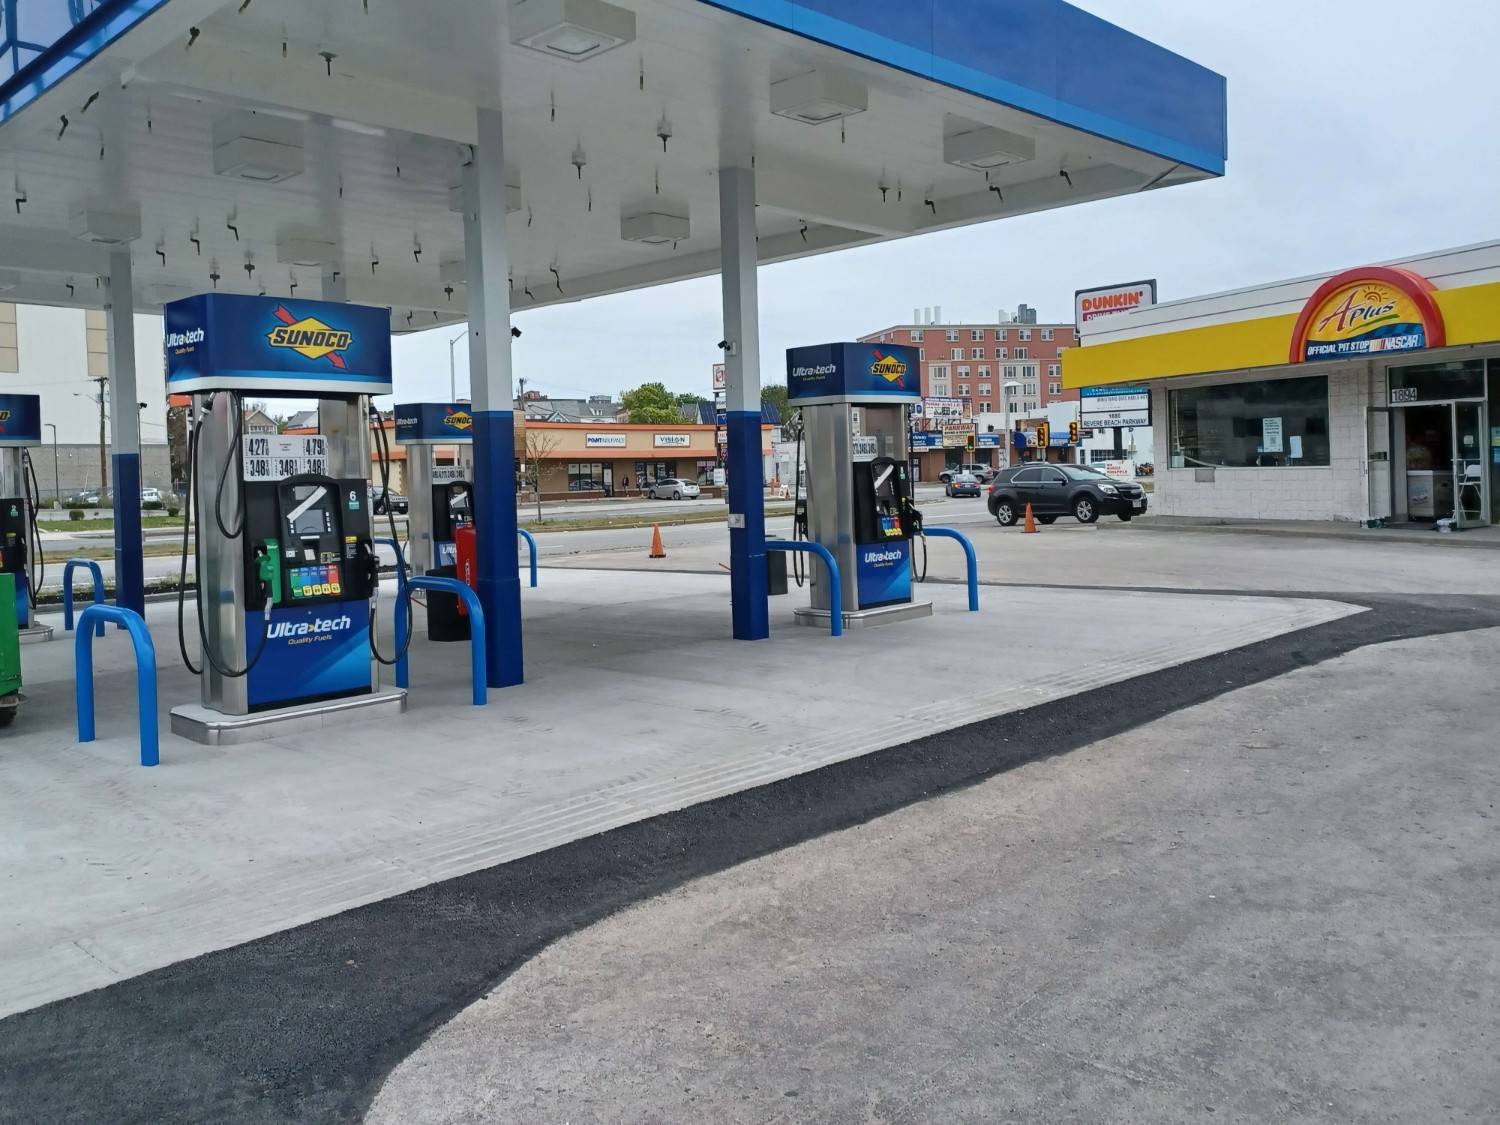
1127, 514, 1500, 549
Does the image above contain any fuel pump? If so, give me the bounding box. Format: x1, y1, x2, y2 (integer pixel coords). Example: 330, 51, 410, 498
164, 293, 406, 742
785, 342, 931, 627
395, 402, 477, 641
0, 394, 49, 638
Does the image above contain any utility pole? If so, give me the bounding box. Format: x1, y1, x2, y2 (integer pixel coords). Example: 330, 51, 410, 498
94, 376, 109, 491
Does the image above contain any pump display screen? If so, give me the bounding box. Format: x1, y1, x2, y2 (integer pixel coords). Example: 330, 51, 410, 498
286, 485, 333, 537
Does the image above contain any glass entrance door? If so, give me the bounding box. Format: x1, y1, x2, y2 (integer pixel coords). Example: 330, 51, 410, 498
1454, 401, 1487, 527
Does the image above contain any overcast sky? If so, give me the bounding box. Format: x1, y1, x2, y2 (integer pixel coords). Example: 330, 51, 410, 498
390, 0, 1500, 405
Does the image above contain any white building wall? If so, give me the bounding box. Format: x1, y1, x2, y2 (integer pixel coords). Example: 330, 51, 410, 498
1150, 367, 1371, 521
9, 304, 169, 446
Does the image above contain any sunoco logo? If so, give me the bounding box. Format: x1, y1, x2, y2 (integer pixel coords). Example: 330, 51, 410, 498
166, 328, 205, 348
443, 410, 473, 432
268, 615, 353, 639
870, 350, 908, 386
268, 305, 353, 370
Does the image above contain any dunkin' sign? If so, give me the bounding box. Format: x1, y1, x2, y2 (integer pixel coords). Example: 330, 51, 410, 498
1075, 280, 1158, 330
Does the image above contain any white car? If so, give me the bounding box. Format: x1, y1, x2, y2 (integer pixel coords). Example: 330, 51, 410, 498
140, 487, 164, 504
647, 477, 700, 500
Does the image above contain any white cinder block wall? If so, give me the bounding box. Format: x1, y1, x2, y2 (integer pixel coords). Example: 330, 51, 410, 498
1150, 369, 1371, 521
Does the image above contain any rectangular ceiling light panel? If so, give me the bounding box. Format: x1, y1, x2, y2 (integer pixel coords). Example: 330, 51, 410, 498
510, 0, 636, 61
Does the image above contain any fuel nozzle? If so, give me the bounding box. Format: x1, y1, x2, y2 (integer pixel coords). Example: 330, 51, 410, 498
256, 540, 282, 607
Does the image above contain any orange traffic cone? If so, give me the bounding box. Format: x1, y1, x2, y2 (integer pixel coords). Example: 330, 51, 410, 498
649, 524, 667, 558
1022, 503, 1038, 534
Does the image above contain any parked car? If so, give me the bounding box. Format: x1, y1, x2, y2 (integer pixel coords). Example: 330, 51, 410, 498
944, 471, 983, 498
647, 477, 701, 500
568, 479, 605, 493
987, 464, 1148, 526
368, 486, 408, 515
140, 487, 164, 505
939, 463, 996, 484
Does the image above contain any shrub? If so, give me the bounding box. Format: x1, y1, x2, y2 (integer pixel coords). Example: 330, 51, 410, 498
143, 499, 164, 511
167, 502, 181, 517
68, 509, 85, 521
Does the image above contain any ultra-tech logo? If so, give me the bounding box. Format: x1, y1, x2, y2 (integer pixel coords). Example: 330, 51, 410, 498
862, 547, 905, 565
267, 614, 354, 640
869, 349, 908, 386
268, 305, 353, 370
443, 409, 473, 432
791, 363, 838, 378
166, 327, 206, 349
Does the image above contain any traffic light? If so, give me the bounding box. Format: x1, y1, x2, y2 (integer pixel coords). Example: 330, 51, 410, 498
1068, 420, 1080, 445
965, 434, 975, 453
1036, 421, 1050, 450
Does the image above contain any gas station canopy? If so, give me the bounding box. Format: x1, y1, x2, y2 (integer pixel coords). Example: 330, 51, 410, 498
0, 0, 1225, 329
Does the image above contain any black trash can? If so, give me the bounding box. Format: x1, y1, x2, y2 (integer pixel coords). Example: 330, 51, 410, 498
766, 549, 788, 596
425, 564, 471, 642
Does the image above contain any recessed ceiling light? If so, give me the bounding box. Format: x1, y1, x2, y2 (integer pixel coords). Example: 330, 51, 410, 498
212, 112, 305, 184
69, 202, 142, 246
510, 0, 635, 62
621, 211, 689, 245
943, 126, 1036, 172
770, 70, 868, 126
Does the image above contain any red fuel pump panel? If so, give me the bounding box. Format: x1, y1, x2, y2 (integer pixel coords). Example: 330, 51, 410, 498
455, 524, 478, 616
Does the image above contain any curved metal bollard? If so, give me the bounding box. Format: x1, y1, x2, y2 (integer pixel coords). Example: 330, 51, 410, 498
62, 557, 108, 637
75, 604, 159, 767
396, 575, 487, 705
922, 527, 981, 611
765, 540, 842, 637
517, 528, 538, 588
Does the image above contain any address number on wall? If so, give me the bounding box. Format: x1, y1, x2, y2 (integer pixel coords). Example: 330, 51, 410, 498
1389, 386, 1420, 404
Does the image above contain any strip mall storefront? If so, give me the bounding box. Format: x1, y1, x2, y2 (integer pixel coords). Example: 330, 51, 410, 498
1065, 243, 1500, 524
527, 421, 775, 498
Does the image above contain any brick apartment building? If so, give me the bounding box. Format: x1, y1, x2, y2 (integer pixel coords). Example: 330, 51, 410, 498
858, 305, 1079, 417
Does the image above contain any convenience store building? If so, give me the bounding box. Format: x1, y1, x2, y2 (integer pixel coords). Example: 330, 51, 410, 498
1065, 242, 1500, 525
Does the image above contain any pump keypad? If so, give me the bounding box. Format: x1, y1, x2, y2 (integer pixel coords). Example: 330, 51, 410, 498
290, 563, 343, 600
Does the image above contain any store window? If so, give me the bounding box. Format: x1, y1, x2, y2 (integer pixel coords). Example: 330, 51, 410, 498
694, 459, 718, 484
634, 460, 677, 484
1388, 359, 1485, 403
1169, 375, 1330, 468
568, 462, 606, 488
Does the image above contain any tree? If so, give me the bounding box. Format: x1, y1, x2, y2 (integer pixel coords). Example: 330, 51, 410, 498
520, 426, 562, 522
675, 392, 707, 406
760, 383, 789, 422
619, 382, 683, 424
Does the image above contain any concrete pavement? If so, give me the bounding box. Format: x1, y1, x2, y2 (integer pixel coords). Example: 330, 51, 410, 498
368, 622, 1500, 1124
1, 589, 1490, 1123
